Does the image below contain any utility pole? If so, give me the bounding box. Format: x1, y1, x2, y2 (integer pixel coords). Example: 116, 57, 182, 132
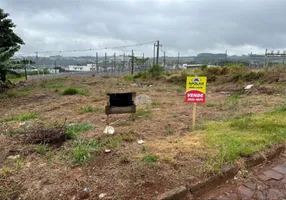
113, 53, 116, 72
142, 53, 145, 71
23, 57, 27, 81
264, 49, 268, 68
225, 49, 227, 64
35, 51, 39, 76
131, 50, 134, 75
163, 51, 166, 69
104, 52, 107, 72
54, 60, 57, 74
155, 40, 161, 65
177, 52, 180, 69
96, 52, 99, 73
123, 53, 125, 72
153, 43, 156, 66
249, 52, 252, 68
283, 51, 285, 67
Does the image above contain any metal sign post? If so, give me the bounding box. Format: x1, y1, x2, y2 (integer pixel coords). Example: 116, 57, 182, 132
186, 76, 207, 129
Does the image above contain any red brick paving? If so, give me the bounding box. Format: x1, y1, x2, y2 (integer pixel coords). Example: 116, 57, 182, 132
198, 153, 286, 200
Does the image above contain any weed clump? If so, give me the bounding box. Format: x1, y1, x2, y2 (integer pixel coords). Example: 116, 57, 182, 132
65, 123, 94, 140
62, 88, 79, 95
142, 154, 158, 163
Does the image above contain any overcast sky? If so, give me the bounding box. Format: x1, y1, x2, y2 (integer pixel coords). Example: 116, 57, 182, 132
1, 0, 286, 57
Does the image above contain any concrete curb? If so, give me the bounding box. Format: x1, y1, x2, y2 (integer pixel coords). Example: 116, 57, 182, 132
155, 186, 189, 200
155, 144, 285, 200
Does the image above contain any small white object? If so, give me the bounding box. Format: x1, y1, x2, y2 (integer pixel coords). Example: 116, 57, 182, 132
7, 155, 20, 160
103, 126, 115, 135
245, 84, 254, 90
19, 122, 26, 126
105, 149, 111, 153
99, 193, 107, 198
137, 139, 145, 145
234, 176, 238, 180
83, 188, 89, 192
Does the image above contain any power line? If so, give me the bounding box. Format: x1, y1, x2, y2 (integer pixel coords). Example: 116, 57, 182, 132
28, 41, 156, 55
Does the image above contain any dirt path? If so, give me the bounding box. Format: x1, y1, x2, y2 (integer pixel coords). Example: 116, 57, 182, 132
198, 152, 286, 200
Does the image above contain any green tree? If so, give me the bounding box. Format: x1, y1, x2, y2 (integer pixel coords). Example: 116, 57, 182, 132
129, 55, 149, 72
0, 46, 20, 82
0, 8, 24, 49
0, 8, 24, 83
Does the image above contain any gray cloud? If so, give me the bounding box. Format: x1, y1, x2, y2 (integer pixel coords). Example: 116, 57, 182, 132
1, 0, 286, 56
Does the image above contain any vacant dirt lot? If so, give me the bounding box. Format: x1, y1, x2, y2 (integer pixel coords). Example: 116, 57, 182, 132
0, 72, 285, 200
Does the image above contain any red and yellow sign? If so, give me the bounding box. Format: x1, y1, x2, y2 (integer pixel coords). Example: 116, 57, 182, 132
186, 76, 207, 103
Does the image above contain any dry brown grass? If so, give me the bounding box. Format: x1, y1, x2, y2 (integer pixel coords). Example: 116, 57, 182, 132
0, 75, 285, 199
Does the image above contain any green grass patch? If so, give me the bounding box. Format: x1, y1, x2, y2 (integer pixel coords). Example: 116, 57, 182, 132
9, 129, 25, 135
142, 154, 158, 163
175, 87, 185, 92
72, 139, 103, 164
35, 144, 50, 155
62, 88, 79, 95
65, 123, 94, 139
204, 107, 286, 165
8, 76, 26, 83
0, 86, 33, 98
62, 88, 89, 96
151, 101, 160, 107
135, 109, 152, 119
166, 128, 174, 135
207, 103, 216, 107
78, 89, 89, 95
42, 81, 64, 89
4, 112, 37, 122
230, 94, 244, 100
80, 106, 98, 114
123, 74, 134, 81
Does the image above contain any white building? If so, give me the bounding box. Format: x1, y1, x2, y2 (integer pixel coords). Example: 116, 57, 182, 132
66, 64, 96, 71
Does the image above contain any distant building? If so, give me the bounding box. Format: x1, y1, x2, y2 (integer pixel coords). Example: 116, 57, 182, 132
66, 64, 96, 71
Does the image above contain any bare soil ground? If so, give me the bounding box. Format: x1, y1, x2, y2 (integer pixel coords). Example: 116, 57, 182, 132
0, 76, 285, 200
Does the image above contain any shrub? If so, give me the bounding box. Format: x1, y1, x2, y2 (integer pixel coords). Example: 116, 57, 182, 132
62, 88, 79, 95
206, 67, 222, 75
243, 71, 264, 81
148, 65, 164, 78
229, 66, 249, 74
133, 71, 148, 79
123, 74, 134, 81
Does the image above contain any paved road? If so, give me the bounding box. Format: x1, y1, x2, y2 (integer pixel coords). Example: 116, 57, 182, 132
200, 153, 286, 200
27, 71, 131, 80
